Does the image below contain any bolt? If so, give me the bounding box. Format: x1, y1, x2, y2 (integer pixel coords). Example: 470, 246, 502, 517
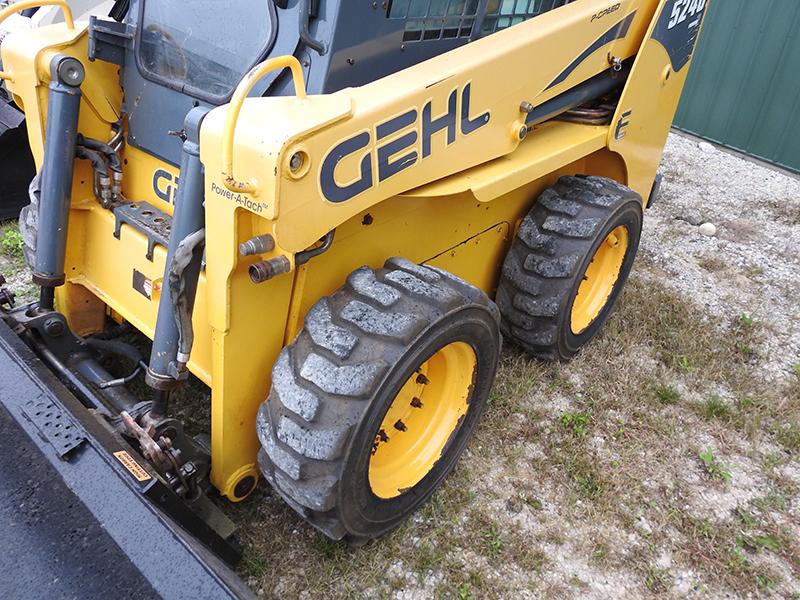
289, 152, 304, 173
519, 101, 534, 114
416, 373, 429, 385
518, 126, 528, 140
411, 397, 423, 409
394, 420, 408, 432
378, 429, 389, 443
44, 318, 65, 337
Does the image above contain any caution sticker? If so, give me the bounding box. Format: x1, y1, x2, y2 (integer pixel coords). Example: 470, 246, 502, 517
113, 450, 152, 482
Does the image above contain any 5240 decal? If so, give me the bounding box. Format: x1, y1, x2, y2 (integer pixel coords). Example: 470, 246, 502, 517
667, 0, 707, 30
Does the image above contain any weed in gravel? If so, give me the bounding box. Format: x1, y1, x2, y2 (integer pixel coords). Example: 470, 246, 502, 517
559, 411, 590, 436
652, 383, 681, 405
773, 421, 800, 454
1, 228, 23, 259
738, 533, 781, 554
574, 469, 607, 499
643, 566, 670, 592
702, 396, 732, 421
697, 255, 727, 272
479, 521, 504, 558
698, 448, 731, 481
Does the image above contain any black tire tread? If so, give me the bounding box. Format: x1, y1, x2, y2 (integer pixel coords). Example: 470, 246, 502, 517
257, 257, 498, 539
496, 175, 641, 360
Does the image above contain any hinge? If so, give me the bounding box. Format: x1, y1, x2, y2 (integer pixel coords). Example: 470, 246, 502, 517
88, 16, 134, 66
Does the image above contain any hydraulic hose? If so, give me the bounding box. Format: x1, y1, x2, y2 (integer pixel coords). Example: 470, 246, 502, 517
77, 134, 122, 172
75, 145, 109, 178
84, 336, 144, 366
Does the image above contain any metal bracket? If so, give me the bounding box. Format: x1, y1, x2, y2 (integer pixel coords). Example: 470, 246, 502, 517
113, 201, 172, 261
88, 16, 134, 66
21, 397, 86, 458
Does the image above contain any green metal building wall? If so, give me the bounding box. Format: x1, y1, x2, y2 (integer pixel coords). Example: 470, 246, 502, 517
673, 0, 800, 173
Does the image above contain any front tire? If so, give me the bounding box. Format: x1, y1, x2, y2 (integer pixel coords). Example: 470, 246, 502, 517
257, 258, 501, 541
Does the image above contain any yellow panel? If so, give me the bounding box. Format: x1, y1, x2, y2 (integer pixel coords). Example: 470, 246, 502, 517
68, 205, 214, 385
426, 223, 510, 293
402, 121, 608, 201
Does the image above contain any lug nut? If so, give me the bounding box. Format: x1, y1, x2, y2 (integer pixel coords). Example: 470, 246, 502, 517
410, 397, 423, 409
249, 256, 291, 284
394, 420, 408, 432
239, 234, 276, 257
416, 373, 429, 385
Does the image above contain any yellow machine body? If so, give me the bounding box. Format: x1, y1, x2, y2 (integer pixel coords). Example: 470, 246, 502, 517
1, 0, 708, 499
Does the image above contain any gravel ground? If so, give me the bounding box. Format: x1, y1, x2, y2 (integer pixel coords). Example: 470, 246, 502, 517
644, 133, 800, 380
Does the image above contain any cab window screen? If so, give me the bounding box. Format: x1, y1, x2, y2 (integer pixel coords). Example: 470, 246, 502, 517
482, 0, 563, 34
139, 0, 273, 99
390, 0, 480, 42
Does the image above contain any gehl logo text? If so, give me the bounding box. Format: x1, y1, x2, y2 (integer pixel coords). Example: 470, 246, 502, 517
320, 83, 490, 203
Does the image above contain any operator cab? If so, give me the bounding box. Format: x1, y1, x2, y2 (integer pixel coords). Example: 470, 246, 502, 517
95, 0, 571, 165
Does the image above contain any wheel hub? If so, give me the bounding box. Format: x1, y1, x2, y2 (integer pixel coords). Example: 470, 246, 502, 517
368, 341, 477, 499
570, 225, 629, 334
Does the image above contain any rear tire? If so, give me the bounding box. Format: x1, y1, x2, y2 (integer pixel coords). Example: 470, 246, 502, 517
0, 125, 36, 223
18, 171, 40, 270
496, 175, 643, 361
256, 258, 501, 541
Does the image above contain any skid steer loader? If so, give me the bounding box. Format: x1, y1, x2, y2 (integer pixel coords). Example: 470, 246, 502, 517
0, 0, 708, 592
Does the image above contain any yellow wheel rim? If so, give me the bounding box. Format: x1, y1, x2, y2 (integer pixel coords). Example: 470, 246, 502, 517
570, 225, 629, 335
368, 341, 477, 499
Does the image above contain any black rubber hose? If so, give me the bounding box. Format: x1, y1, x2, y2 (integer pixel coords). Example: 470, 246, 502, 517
75, 146, 110, 178
77, 134, 122, 172
85, 337, 144, 366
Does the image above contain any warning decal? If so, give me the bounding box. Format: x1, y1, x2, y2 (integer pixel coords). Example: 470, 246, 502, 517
113, 450, 152, 482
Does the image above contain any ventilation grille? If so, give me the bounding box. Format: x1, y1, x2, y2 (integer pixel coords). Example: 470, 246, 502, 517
389, 0, 565, 42
483, 0, 563, 35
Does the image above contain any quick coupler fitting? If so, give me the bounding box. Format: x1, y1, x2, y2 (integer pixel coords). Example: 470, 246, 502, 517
112, 170, 123, 198
249, 256, 291, 284
239, 234, 275, 257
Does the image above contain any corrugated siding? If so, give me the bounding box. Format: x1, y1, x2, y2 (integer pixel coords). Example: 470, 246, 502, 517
674, 0, 800, 173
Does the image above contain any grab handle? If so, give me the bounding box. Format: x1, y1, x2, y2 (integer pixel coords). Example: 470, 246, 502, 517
221, 56, 307, 196
0, 0, 76, 82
